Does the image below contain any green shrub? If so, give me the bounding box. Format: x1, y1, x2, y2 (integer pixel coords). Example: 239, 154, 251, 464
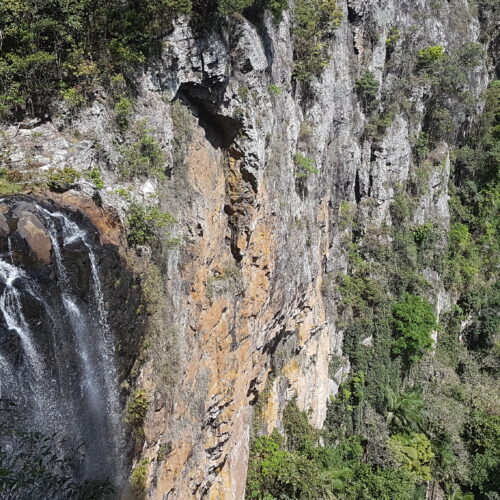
60, 86, 85, 110
130, 458, 149, 492
0, 0, 193, 119
365, 110, 394, 138
385, 389, 425, 432
464, 410, 500, 495
355, 71, 379, 103
417, 45, 445, 69
266, 0, 289, 20
414, 132, 429, 162
127, 203, 176, 247
119, 122, 166, 179
0, 168, 23, 195
283, 399, 318, 452
125, 389, 149, 428
445, 223, 482, 290
157, 442, 173, 461
412, 223, 434, 246
386, 27, 401, 52
84, 168, 104, 189
392, 293, 436, 363
246, 432, 334, 500
339, 200, 354, 230
294, 153, 318, 178
48, 167, 81, 191
388, 432, 434, 481
292, 0, 342, 82
390, 194, 416, 224
114, 96, 134, 131
267, 84, 283, 96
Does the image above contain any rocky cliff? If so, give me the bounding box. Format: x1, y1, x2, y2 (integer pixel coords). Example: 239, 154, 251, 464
0, 0, 498, 498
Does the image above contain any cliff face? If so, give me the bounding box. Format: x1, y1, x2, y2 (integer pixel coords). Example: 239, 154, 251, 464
1, 0, 497, 498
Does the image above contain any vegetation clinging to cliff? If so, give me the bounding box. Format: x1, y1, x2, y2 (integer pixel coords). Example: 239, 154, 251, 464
0, 0, 287, 120
247, 76, 500, 500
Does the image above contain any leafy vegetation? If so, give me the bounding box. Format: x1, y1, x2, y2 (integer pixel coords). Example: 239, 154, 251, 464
48, 166, 81, 191
355, 71, 379, 103
267, 84, 283, 96
292, 0, 342, 82
85, 168, 105, 189
130, 458, 150, 492
417, 45, 445, 69
388, 432, 434, 481
391, 293, 436, 363
127, 203, 176, 247
294, 153, 318, 178
247, 77, 498, 500
118, 121, 166, 180
125, 389, 149, 428
246, 402, 423, 499
386, 27, 401, 53
0, 0, 290, 120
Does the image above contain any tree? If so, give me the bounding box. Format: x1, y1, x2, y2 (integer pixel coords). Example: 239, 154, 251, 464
385, 389, 425, 432
392, 293, 436, 363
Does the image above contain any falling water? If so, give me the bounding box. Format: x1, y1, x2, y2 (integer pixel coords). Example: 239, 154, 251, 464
0, 202, 125, 493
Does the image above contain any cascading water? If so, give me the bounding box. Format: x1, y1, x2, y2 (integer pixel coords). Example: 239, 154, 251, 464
0, 199, 125, 497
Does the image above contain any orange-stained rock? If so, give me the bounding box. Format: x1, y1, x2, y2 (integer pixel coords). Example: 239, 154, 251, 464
17, 211, 52, 263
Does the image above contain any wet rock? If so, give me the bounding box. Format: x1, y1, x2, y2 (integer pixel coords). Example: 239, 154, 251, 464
16, 211, 52, 264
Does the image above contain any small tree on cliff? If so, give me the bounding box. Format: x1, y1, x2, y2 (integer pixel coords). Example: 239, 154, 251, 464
392, 293, 436, 364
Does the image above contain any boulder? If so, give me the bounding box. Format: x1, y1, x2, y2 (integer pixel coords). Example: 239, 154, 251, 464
16, 211, 52, 263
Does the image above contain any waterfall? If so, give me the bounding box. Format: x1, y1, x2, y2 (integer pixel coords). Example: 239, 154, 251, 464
0, 201, 125, 494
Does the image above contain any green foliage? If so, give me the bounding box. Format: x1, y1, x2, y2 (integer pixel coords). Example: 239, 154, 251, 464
0, 168, 23, 195
157, 442, 173, 461
445, 222, 482, 291
339, 200, 354, 230
355, 71, 379, 102
386, 27, 401, 52
48, 166, 81, 191
417, 45, 445, 69
114, 96, 134, 131
385, 389, 425, 432
464, 410, 500, 495
85, 168, 104, 189
392, 293, 436, 363
247, 426, 421, 500
125, 389, 149, 428
127, 203, 176, 247
267, 84, 283, 96
265, 0, 289, 20
60, 86, 85, 110
119, 122, 166, 179
294, 153, 318, 178
414, 132, 430, 162
245, 432, 331, 500
292, 0, 342, 82
365, 110, 395, 138
390, 194, 416, 224
388, 432, 434, 481
412, 223, 434, 246
130, 458, 149, 492
0, 0, 193, 118
283, 399, 318, 452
